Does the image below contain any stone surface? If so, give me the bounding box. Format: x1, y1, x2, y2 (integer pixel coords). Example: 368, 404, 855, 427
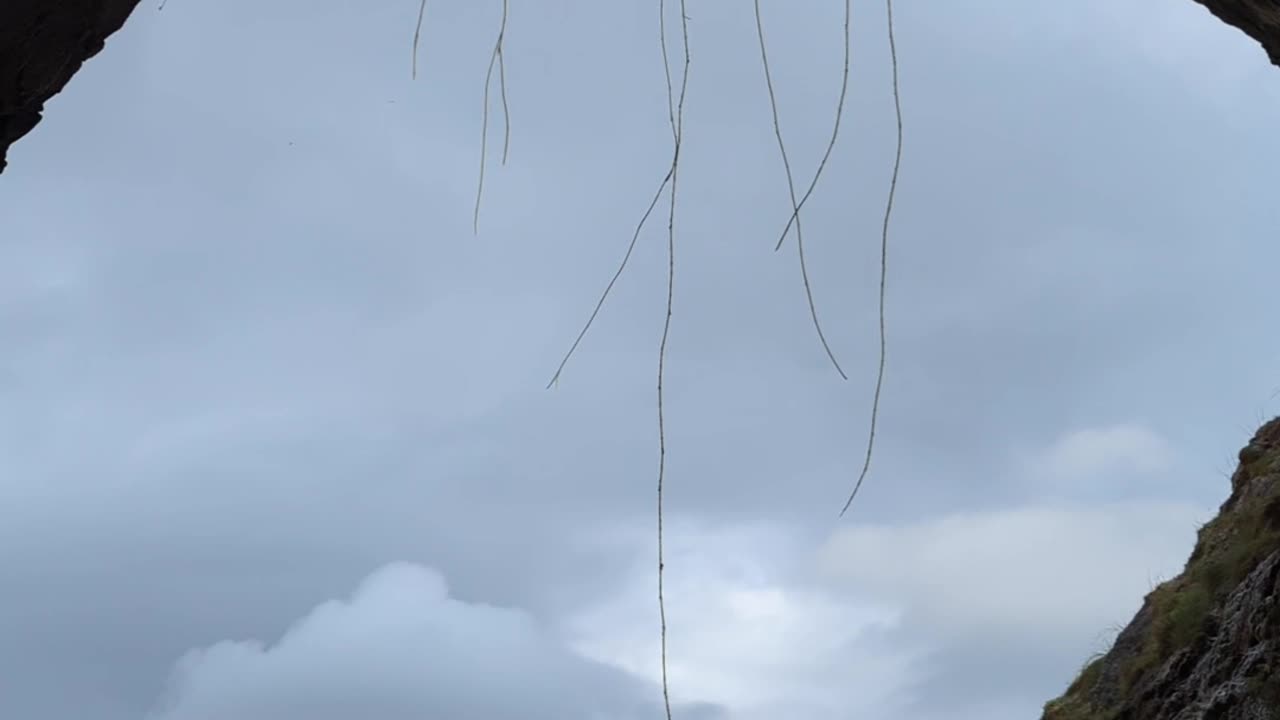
1042, 419, 1280, 719
1193, 0, 1280, 66
1118, 551, 1279, 719
0, 0, 141, 173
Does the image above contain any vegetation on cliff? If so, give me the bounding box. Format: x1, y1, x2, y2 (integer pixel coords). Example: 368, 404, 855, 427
1043, 419, 1280, 719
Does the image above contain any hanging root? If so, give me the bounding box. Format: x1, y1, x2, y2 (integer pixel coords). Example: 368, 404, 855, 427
544, 167, 674, 389
772, 0, 850, 251
411, 0, 428, 79
474, 0, 511, 234
840, 0, 902, 518
656, 1, 689, 718
754, 0, 849, 381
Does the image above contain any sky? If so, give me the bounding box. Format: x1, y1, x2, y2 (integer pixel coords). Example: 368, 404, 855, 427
2, 1, 1280, 718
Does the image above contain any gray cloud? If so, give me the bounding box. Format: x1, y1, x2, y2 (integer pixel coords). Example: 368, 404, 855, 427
566, 519, 923, 720
815, 424, 1214, 715
147, 562, 725, 720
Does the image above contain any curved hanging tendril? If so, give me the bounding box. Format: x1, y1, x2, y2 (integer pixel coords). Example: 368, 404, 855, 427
754, 0, 849, 380
840, 0, 902, 519
474, 0, 510, 234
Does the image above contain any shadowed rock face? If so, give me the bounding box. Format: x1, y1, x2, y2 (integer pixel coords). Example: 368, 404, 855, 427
0, 0, 141, 173
1193, 0, 1280, 66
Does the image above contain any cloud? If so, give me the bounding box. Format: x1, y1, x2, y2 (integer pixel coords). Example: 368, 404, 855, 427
1035, 423, 1177, 483
815, 498, 1211, 714
147, 562, 722, 720
566, 520, 924, 720
4, 1, 1278, 718
567, 503, 1213, 720
817, 500, 1203, 645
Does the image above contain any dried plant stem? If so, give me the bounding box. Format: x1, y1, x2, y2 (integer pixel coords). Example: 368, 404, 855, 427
754, 0, 848, 380
657, 1, 690, 719
474, 0, 510, 234
840, 0, 902, 518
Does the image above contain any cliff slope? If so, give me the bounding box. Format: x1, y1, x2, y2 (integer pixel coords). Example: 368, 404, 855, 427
1042, 418, 1280, 719
0, 0, 141, 173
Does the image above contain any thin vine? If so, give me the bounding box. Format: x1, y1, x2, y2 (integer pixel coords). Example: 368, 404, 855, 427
840, 0, 902, 518
771, 0, 851, 251
753, 0, 850, 381
656, 1, 690, 717
474, 0, 511, 234
412, 0, 427, 80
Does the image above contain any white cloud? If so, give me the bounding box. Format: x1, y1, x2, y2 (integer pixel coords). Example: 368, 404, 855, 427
147, 562, 715, 720
802, 426, 1215, 716
553, 500, 1214, 720
566, 521, 924, 720
1031, 422, 1177, 486
816, 500, 1207, 647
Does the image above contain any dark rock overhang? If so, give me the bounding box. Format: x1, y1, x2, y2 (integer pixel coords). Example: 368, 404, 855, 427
1193, 0, 1280, 66
0, 0, 142, 173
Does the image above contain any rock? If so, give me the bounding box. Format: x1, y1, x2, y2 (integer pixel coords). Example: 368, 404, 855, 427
1043, 418, 1280, 719
0, 0, 142, 173
1192, 0, 1280, 67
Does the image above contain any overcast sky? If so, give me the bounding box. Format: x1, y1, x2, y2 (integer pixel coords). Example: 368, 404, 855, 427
3, 1, 1280, 718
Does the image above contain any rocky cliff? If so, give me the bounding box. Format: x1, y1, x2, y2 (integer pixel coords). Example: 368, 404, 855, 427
0, 0, 141, 172
1042, 418, 1280, 719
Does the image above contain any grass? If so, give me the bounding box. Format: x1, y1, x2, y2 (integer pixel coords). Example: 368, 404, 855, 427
1042, 424, 1280, 719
